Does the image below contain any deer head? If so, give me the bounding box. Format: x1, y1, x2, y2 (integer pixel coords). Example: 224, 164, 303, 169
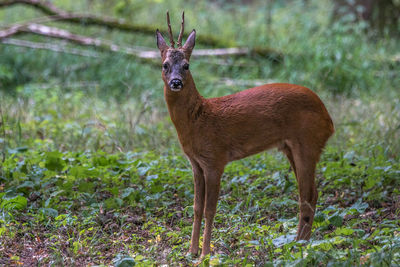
156, 11, 196, 92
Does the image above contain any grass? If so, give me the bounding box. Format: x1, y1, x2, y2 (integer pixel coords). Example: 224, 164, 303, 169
0, 0, 399, 265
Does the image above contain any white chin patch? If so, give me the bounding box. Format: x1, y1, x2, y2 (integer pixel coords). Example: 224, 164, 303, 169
170, 87, 182, 92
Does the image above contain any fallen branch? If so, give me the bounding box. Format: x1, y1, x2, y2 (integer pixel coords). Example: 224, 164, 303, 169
0, 24, 23, 39
0, 0, 66, 16
0, 23, 146, 55
0, 23, 283, 61
11, 81, 100, 90
1, 38, 100, 57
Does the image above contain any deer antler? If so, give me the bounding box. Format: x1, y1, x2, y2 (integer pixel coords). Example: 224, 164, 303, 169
177, 11, 184, 48
166, 11, 175, 48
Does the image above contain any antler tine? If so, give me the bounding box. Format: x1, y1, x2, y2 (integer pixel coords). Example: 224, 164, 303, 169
177, 11, 184, 48
166, 10, 175, 48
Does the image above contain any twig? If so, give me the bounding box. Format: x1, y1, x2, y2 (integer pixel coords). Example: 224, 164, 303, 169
0, 24, 23, 38
1, 38, 100, 57
132, 92, 151, 132
17, 81, 100, 89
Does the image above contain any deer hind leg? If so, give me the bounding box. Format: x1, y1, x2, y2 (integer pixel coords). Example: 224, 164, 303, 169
200, 164, 224, 257
189, 159, 205, 255
280, 142, 297, 176
290, 141, 321, 240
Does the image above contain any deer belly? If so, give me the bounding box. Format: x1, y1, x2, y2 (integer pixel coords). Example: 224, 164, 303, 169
227, 136, 282, 161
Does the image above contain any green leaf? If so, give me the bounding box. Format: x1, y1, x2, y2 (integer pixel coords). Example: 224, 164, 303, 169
17, 181, 35, 194
272, 234, 296, 247
39, 208, 59, 218
364, 175, 377, 190
329, 214, 343, 227
69, 166, 86, 179
349, 199, 369, 214
113, 254, 136, 267
334, 227, 355, 236
78, 181, 95, 193
17, 181, 35, 190
45, 151, 65, 171
150, 184, 163, 193
0, 195, 27, 211
121, 188, 135, 198
104, 197, 122, 209
7, 146, 29, 154
0, 227, 6, 236
210, 255, 221, 265
314, 212, 326, 223
137, 167, 150, 176
310, 239, 333, 251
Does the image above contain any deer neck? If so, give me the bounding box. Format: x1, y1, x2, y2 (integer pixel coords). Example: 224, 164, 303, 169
164, 73, 204, 134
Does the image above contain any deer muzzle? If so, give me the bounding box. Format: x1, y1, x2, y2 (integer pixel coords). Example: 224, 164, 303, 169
169, 79, 183, 91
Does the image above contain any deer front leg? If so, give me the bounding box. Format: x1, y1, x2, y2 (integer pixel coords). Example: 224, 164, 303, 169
189, 159, 205, 255
201, 166, 224, 257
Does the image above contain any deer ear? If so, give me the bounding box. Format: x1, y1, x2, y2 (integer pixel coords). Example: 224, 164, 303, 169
156, 30, 169, 55
182, 29, 196, 59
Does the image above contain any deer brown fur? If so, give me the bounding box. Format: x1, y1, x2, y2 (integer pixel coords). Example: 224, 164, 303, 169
156, 12, 334, 257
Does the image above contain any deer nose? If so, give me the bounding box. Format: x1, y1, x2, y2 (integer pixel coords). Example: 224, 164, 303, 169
169, 79, 183, 90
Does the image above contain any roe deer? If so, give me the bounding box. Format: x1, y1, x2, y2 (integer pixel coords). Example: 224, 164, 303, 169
156, 12, 334, 257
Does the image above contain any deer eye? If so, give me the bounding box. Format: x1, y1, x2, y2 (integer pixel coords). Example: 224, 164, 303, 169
162, 63, 169, 70
183, 64, 189, 70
